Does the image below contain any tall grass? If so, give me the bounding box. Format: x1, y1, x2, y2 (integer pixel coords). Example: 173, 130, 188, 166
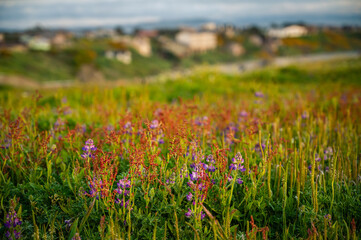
0, 59, 360, 239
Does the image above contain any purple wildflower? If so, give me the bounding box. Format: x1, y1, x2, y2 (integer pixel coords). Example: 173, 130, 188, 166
81, 139, 97, 159
206, 154, 215, 163
228, 175, 233, 182
185, 208, 192, 218
65, 219, 72, 228
186, 192, 193, 201
208, 165, 216, 172
72, 233, 81, 240
237, 178, 243, 184
189, 172, 198, 181
239, 110, 248, 117
4, 202, 22, 240
229, 164, 237, 170
150, 120, 159, 129
255, 91, 264, 98
302, 111, 309, 119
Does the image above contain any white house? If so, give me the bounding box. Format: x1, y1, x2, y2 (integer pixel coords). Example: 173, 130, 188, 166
105, 50, 132, 64
268, 25, 308, 38
175, 31, 217, 52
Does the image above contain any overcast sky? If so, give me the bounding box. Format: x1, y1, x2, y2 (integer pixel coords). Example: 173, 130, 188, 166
0, 0, 360, 29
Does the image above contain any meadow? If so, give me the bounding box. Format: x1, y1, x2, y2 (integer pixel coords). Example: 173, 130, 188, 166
0, 58, 361, 239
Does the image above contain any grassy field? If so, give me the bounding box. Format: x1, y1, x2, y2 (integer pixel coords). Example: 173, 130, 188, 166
1, 30, 360, 82
0, 58, 361, 239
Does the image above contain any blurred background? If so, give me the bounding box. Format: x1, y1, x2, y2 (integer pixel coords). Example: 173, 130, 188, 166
0, 0, 360, 87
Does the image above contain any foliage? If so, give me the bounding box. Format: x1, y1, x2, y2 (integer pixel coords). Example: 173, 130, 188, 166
0, 59, 361, 239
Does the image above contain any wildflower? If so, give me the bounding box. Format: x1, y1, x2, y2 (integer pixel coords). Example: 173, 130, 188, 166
124, 122, 131, 129
4, 200, 22, 240
228, 175, 233, 182
230, 152, 246, 172
324, 147, 333, 156
117, 178, 131, 189
201, 211, 206, 220
229, 164, 237, 170
255, 91, 264, 98
63, 107, 72, 115
186, 192, 193, 201
185, 208, 192, 218
189, 172, 198, 181
124, 122, 132, 135
208, 165, 216, 172
106, 125, 114, 132
239, 110, 248, 117
65, 219, 72, 228
237, 178, 243, 184
202, 163, 208, 170
72, 233, 81, 240
2, 137, 12, 149
255, 143, 266, 155
150, 120, 159, 129
234, 152, 244, 163
81, 139, 97, 159
238, 164, 246, 172
301, 111, 309, 119
206, 154, 215, 163
324, 214, 331, 222
54, 118, 65, 131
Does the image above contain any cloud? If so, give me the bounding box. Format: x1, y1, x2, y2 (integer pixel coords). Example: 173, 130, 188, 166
0, 0, 360, 29
0, 16, 160, 28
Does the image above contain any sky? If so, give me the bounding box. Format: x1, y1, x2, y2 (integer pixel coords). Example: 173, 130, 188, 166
0, 0, 360, 30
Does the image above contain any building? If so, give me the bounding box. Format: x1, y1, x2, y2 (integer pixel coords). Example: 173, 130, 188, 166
268, 25, 308, 38
28, 37, 51, 51
0, 33, 4, 43
249, 34, 263, 46
201, 22, 217, 32
175, 31, 217, 52
136, 30, 159, 38
227, 42, 245, 56
131, 37, 151, 57
111, 35, 152, 57
51, 32, 71, 47
158, 36, 189, 58
85, 29, 116, 39
105, 50, 132, 64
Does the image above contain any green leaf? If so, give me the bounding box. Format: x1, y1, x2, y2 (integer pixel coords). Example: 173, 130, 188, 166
68, 218, 79, 240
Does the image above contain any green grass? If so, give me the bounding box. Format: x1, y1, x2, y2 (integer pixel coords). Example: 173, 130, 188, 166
0, 50, 75, 81
1, 30, 360, 82
0, 58, 361, 239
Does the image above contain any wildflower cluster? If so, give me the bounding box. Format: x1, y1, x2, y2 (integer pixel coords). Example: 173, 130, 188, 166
84, 177, 103, 199
149, 119, 165, 145
115, 178, 132, 209
229, 152, 245, 184
4, 199, 22, 240
81, 139, 97, 159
